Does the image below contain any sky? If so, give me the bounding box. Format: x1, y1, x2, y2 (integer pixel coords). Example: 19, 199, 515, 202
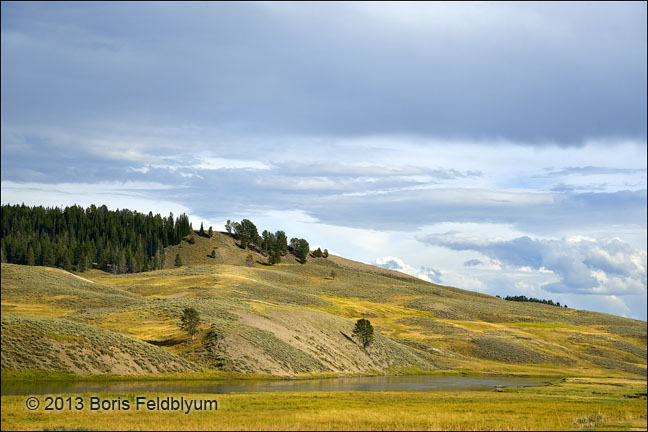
1, 2, 646, 320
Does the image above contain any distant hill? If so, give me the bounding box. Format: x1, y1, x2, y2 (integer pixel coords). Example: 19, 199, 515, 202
1, 231, 646, 377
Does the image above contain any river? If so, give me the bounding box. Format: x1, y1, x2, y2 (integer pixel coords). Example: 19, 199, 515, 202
1, 375, 550, 396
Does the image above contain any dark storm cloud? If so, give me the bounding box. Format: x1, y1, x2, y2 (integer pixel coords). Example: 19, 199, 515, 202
2, 2, 646, 144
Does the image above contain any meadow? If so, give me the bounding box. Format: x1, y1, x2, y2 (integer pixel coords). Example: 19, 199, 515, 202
1, 378, 645, 431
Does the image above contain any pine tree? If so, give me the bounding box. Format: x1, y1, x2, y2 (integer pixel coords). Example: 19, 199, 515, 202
268, 248, 281, 265
239, 219, 258, 249
1, 204, 192, 274
352, 319, 374, 350
42, 241, 55, 267
174, 253, 183, 267
275, 231, 288, 256
79, 253, 89, 272
179, 307, 201, 342
290, 238, 310, 263
25, 245, 35, 266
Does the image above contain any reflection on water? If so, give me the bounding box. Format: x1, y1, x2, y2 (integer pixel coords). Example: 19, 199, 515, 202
1, 375, 549, 396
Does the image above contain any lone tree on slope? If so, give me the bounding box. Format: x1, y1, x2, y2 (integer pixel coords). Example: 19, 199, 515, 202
180, 307, 201, 342
352, 318, 374, 350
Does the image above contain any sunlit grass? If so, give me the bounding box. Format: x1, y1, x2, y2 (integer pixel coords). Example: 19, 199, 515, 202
1, 378, 645, 431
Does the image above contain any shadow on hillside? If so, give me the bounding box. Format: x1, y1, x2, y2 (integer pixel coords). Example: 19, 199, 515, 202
144, 338, 183, 347
340, 331, 357, 346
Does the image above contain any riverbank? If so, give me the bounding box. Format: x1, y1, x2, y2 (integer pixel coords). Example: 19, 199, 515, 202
1, 366, 621, 383
1, 377, 645, 431
1, 374, 553, 396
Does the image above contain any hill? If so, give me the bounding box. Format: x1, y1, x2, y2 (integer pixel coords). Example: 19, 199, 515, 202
1, 231, 646, 377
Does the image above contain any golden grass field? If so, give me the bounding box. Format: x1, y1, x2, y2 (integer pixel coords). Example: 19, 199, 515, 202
1, 378, 645, 431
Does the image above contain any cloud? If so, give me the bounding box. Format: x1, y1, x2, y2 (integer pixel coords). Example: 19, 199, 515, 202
0, 180, 191, 218
307, 187, 647, 233
3, 124, 645, 237
374, 256, 443, 284
464, 259, 483, 267
418, 233, 647, 296
541, 166, 647, 177
2, 2, 646, 143
1, 3, 646, 321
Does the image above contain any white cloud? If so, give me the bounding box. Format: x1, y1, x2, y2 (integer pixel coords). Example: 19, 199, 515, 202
374, 256, 442, 283
193, 157, 271, 171
418, 233, 647, 297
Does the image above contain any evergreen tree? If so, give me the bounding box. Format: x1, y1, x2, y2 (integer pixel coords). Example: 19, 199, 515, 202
268, 248, 281, 265
262, 230, 275, 255
115, 250, 126, 274
239, 219, 258, 249
33, 241, 42, 265
79, 253, 89, 272
42, 241, 55, 267
290, 238, 310, 263
275, 231, 288, 256
62, 250, 73, 272
179, 307, 201, 342
1, 204, 192, 274
352, 318, 374, 350
174, 253, 183, 267
25, 245, 35, 266
232, 221, 242, 239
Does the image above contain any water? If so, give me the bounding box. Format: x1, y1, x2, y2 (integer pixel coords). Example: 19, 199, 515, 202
1, 375, 549, 396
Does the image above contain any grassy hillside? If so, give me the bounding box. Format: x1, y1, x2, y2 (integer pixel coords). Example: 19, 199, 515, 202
1, 314, 199, 375
1, 231, 646, 378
